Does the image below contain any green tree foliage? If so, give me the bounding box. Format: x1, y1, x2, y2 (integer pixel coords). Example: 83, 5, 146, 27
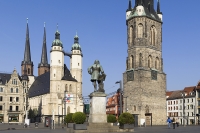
72, 112, 86, 124
118, 112, 134, 124
64, 113, 74, 124
28, 108, 35, 119
107, 115, 117, 123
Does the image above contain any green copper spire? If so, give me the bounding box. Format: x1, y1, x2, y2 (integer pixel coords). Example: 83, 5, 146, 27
72, 32, 81, 51
52, 24, 63, 47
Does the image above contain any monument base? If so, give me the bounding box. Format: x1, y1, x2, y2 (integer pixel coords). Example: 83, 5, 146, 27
88, 92, 107, 123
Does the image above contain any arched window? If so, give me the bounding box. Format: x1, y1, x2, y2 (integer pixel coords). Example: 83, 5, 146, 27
155, 57, 159, 69
148, 55, 152, 68
139, 53, 142, 67
130, 55, 134, 69
129, 26, 133, 45
28, 68, 30, 74
65, 84, 68, 92
137, 24, 143, 38
150, 26, 157, 45
69, 84, 72, 92
11, 88, 13, 93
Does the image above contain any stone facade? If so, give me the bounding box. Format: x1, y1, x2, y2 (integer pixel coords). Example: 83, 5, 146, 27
123, 1, 167, 125
0, 69, 25, 123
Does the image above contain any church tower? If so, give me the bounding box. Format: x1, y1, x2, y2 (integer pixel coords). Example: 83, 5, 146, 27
70, 33, 83, 96
50, 28, 64, 92
38, 23, 50, 76
123, 0, 166, 125
21, 18, 34, 76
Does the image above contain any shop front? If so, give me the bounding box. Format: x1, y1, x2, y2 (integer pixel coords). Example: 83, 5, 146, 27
8, 114, 19, 123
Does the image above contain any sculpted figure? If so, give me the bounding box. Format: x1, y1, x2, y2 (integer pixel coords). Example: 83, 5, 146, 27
88, 60, 106, 92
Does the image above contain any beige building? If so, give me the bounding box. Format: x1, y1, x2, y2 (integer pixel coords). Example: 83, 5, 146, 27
0, 69, 26, 123
123, 0, 166, 125
23, 22, 83, 124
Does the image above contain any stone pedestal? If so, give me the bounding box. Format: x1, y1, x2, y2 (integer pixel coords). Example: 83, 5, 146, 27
88, 92, 107, 123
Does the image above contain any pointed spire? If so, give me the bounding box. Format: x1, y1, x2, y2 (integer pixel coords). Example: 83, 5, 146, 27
74, 31, 79, 44
127, 0, 132, 11
157, 0, 162, 14
23, 18, 32, 63
39, 22, 48, 65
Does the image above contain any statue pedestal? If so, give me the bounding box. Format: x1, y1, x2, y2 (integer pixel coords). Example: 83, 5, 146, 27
88, 92, 107, 123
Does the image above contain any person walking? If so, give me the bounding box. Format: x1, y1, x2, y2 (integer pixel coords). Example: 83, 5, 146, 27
172, 117, 176, 129
167, 117, 172, 129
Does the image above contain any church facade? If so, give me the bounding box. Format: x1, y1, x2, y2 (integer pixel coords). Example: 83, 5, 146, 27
22, 21, 83, 124
123, 0, 167, 125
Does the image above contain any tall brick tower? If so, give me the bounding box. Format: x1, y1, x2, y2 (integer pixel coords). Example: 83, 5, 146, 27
123, 0, 166, 125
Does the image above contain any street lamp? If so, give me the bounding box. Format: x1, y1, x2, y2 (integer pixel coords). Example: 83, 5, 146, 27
115, 80, 122, 115
181, 92, 186, 127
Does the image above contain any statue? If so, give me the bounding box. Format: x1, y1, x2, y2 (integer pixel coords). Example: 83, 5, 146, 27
88, 60, 106, 93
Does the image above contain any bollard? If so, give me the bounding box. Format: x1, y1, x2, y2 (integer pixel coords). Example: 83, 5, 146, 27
35, 122, 38, 128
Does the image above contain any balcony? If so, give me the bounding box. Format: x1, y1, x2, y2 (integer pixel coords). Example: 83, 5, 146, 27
7, 110, 21, 113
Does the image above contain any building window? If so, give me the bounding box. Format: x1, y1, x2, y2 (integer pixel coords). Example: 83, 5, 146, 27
0, 87, 3, 92
137, 23, 143, 38
139, 53, 142, 67
191, 98, 193, 103
168, 107, 170, 110
187, 99, 189, 103
180, 100, 182, 103
168, 101, 170, 105
10, 97, 13, 102
78, 63, 79, 66
129, 26, 133, 46
10, 88, 13, 93
130, 55, 134, 68
150, 26, 157, 46
16, 88, 18, 93
155, 57, 159, 69
0, 96, 2, 101
16, 97, 19, 102
176, 106, 178, 110
69, 84, 72, 92
180, 105, 182, 110
0, 105, 2, 110
9, 106, 12, 111
134, 106, 136, 111
187, 112, 189, 116
148, 55, 152, 68
28, 68, 30, 74
176, 101, 178, 104
16, 106, 19, 111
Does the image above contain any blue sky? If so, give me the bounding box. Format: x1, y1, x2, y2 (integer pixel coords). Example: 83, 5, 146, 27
0, 0, 200, 96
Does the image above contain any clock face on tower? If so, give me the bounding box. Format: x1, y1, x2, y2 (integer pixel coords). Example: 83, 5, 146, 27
127, 70, 134, 81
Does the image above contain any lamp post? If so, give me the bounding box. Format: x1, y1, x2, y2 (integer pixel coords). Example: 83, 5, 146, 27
181, 92, 185, 127
115, 80, 122, 115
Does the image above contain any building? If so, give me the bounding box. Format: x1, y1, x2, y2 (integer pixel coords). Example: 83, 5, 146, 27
166, 87, 196, 125
26, 22, 83, 124
0, 20, 83, 124
0, 69, 25, 123
106, 89, 122, 119
123, 0, 166, 125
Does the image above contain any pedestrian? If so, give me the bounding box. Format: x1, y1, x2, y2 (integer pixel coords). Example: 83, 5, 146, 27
176, 118, 179, 127
172, 117, 176, 129
167, 117, 172, 129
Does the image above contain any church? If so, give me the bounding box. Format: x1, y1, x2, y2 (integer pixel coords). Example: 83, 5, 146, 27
22, 21, 83, 124
123, 0, 167, 125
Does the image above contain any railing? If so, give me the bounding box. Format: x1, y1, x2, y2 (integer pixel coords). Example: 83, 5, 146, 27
7, 110, 21, 112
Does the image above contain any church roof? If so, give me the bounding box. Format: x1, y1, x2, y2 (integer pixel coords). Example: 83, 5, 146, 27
127, 0, 161, 22
0, 73, 11, 85
28, 64, 76, 98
